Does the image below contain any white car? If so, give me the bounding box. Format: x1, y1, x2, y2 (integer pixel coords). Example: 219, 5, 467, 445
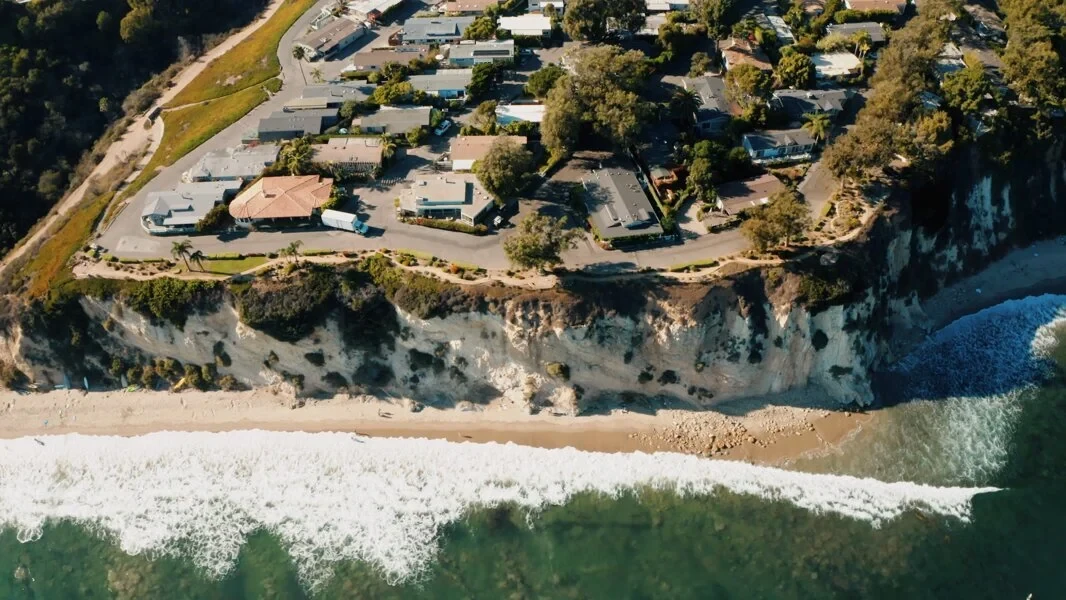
434, 120, 453, 136
493, 215, 504, 228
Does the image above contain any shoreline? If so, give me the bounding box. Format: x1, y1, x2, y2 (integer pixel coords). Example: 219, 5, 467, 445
0, 387, 869, 465
2, 238, 1064, 462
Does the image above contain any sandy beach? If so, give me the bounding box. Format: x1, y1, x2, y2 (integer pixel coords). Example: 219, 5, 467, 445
0, 386, 869, 464
2, 237, 1063, 462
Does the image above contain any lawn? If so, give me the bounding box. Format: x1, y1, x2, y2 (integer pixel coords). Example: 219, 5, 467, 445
182, 256, 270, 275
18, 192, 114, 299
122, 84, 271, 203
166, 0, 318, 107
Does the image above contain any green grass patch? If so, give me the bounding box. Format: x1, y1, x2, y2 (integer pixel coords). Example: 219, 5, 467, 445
17, 192, 113, 299
181, 256, 269, 275
166, 0, 317, 107
123, 85, 270, 201
301, 249, 335, 257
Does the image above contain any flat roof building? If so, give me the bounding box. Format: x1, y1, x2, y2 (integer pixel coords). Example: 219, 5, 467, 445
714, 174, 786, 215
825, 21, 887, 44
408, 69, 474, 98
401, 17, 476, 44
183, 144, 280, 183
256, 112, 329, 142
498, 14, 552, 37
582, 168, 663, 240
312, 137, 385, 172
301, 83, 375, 106
742, 128, 817, 163
442, 0, 498, 14
358, 106, 433, 134
295, 18, 366, 60
843, 0, 906, 14
446, 39, 515, 67
495, 103, 545, 124
346, 46, 431, 71
348, 0, 405, 21
811, 51, 863, 79
398, 176, 494, 224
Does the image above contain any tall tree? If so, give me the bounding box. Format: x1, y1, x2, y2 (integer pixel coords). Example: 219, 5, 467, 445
171, 240, 192, 270
503, 214, 581, 270
692, 0, 734, 39
281, 138, 315, 175
283, 240, 304, 265
525, 64, 566, 99
473, 138, 536, 199
189, 249, 205, 272
802, 112, 832, 142
563, 0, 645, 41
542, 79, 582, 159
775, 52, 815, 89
670, 88, 702, 127
725, 63, 772, 110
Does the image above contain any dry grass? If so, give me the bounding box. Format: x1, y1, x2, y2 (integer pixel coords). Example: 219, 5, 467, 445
123, 84, 271, 201
166, 0, 318, 107
17, 192, 113, 299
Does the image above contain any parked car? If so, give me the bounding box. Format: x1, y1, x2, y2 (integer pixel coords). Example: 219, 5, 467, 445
434, 119, 453, 136
493, 215, 504, 228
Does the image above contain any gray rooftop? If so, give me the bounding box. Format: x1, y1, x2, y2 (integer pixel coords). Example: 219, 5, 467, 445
185, 144, 279, 182
771, 89, 850, 122
296, 18, 364, 55
258, 112, 327, 137
302, 83, 376, 105
825, 22, 886, 44
683, 75, 730, 118
582, 169, 663, 240
358, 106, 433, 133
408, 69, 473, 93
402, 17, 476, 41
715, 174, 786, 215
142, 181, 242, 227
743, 128, 817, 152
347, 46, 431, 69
448, 39, 515, 61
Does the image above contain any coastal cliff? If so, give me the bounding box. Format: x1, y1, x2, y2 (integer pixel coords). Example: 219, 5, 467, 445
1, 144, 1063, 412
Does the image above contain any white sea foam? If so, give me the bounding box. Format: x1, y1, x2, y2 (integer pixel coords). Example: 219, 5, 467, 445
0, 431, 995, 588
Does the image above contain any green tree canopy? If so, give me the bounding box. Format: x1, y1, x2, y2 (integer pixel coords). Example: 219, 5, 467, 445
725, 63, 772, 110
542, 78, 582, 159
503, 214, 582, 270
562, 0, 645, 42
740, 188, 811, 251
689, 51, 714, 77
775, 52, 814, 89
473, 137, 536, 200
463, 15, 497, 40
466, 62, 499, 99
525, 64, 567, 99
370, 81, 414, 105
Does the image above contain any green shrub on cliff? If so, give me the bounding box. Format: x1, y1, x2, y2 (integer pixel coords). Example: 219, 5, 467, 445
120, 279, 222, 329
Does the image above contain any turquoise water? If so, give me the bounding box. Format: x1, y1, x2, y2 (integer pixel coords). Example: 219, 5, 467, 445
1, 297, 1064, 599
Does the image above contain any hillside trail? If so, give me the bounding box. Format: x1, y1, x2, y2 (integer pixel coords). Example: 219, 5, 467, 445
0, 0, 287, 279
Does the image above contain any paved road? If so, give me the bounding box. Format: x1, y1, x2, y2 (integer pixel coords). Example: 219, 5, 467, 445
95, 4, 757, 272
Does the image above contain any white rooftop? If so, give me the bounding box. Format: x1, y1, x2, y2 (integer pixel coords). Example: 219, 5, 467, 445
495, 104, 545, 123
498, 14, 551, 32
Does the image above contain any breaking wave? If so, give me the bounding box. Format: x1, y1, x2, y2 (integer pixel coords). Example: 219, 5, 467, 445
0, 431, 995, 589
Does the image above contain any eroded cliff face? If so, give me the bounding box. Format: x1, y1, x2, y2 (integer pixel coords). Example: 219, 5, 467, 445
1, 145, 1063, 410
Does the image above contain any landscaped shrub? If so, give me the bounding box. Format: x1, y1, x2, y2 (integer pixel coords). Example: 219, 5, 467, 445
409, 217, 488, 235
232, 268, 336, 342
545, 362, 570, 380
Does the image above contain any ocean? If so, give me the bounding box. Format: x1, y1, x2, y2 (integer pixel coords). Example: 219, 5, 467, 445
1, 295, 1065, 599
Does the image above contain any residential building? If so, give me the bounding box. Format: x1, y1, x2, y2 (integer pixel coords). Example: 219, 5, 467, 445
449, 135, 526, 171
527, 0, 564, 12
825, 21, 887, 45
358, 106, 433, 134
771, 89, 851, 127
964, 4, 1006, 41
934, 42, 966, 80
141, 181, 243, 234
398, 176, 494, 224
446, 39, 515, 67
581, 168, 663, 240
811, 52, 863, 79
255, 111, 332, 142
294, 18, 366, 60
408, 69, 474, 98
843, 0, 906, 14
646, 0, 689, 11
714, 174, 786, 215
766, 15, 795, 45
400, 17, 476, 44
495, 103, 545, 124
311, 137, 385, 172
229, 175, 334, 226
742, 129, 817, 162
497, 14, 552, 37
682, 75, 731, 134
346, 46, 431, 71
183, 145, 280, 183
637, 14, 669, 37
442, 0, 498, 14
718, 38, 773, 71
301, 83, 375, 107
348, 0, 405, 22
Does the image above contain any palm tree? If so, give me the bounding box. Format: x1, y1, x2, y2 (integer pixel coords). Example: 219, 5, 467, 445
282, 138, 315, 175
802, 112, 832, 144
171, 240, 192, 270
283, 240, 304, 265
670, 88, 702, 127
291, 46, 306, 62
852, 31, 872, 62
189, 249, 205, 272
310, 67, 324, 84
379, 134, 398, 161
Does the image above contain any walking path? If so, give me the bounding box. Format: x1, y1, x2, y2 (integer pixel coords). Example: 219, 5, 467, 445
0, 0, 287, 279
